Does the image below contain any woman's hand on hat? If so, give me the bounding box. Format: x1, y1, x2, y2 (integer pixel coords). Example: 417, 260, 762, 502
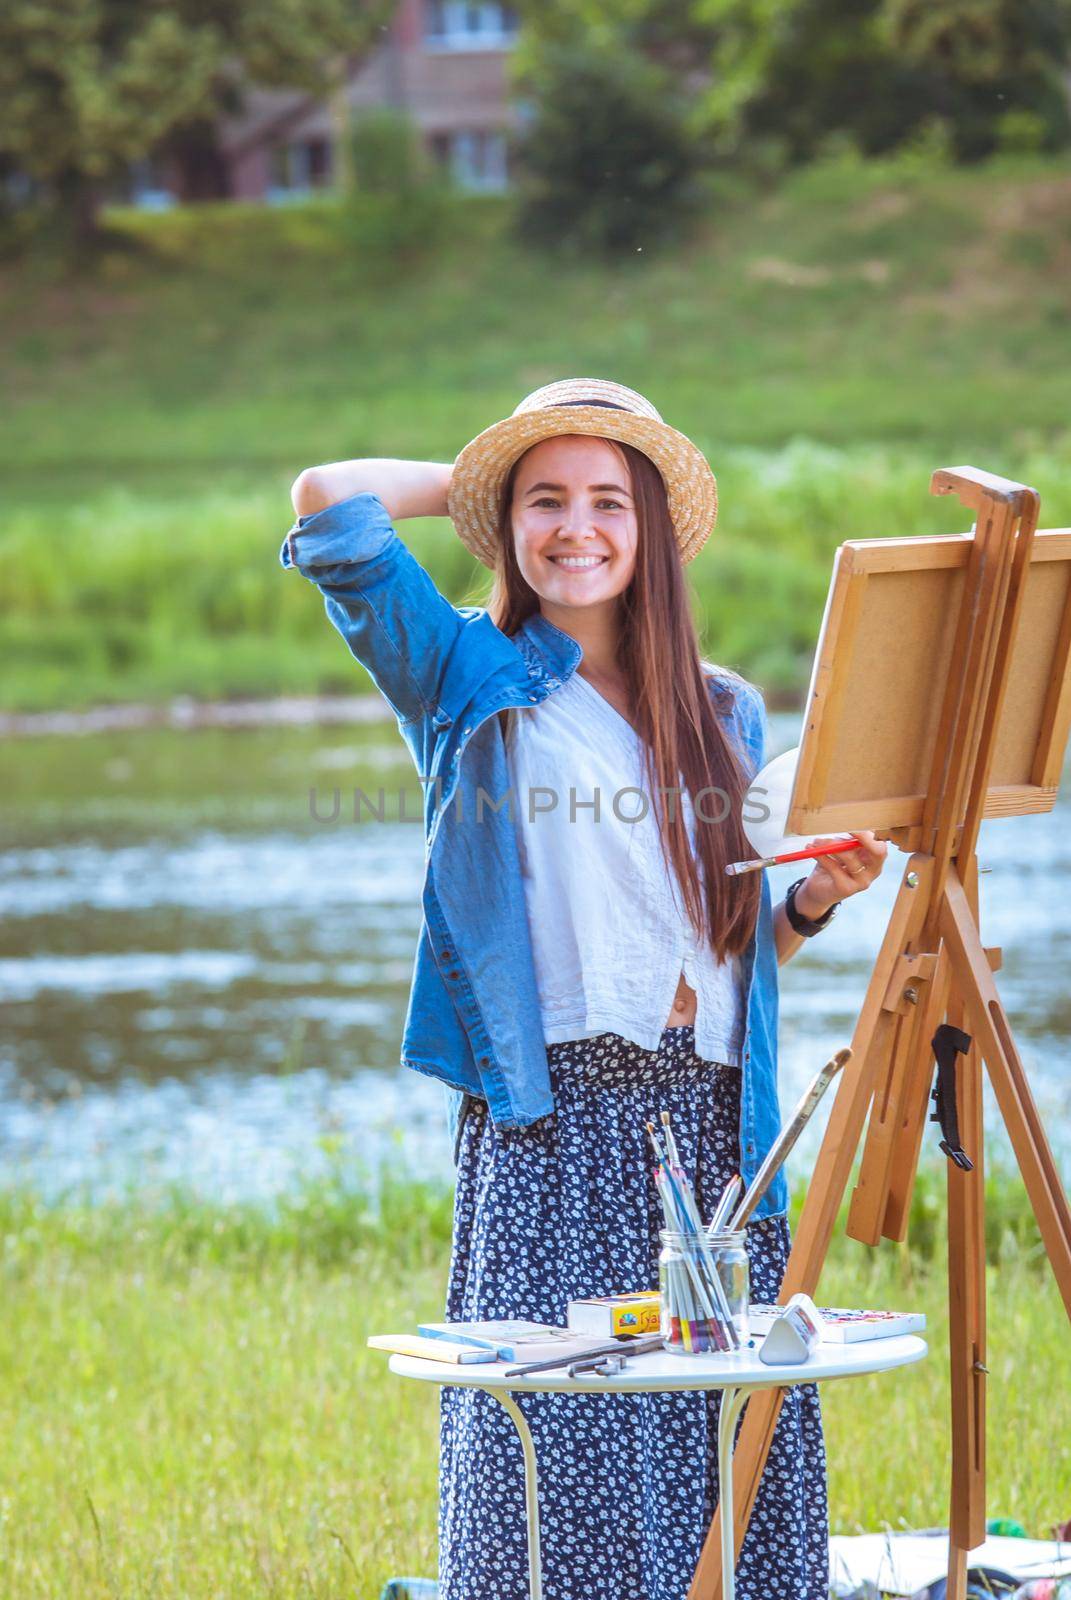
794, 830, 888, 920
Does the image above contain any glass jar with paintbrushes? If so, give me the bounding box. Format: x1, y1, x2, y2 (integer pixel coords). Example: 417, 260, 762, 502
658, 1228, 749, 1352
647, 1113, 745, 1356
648, 1047, 849, 1357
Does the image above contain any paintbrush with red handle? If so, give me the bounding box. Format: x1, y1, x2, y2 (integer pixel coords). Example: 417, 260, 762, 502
725, 837, 858, 877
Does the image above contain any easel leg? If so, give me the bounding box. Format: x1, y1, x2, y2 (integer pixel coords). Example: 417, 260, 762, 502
688, 856, 935, 1600
847, 991, 928, 1245
882, 946, 953, 1241
940, 873, 1071, 1315
946, 988, 987, 1595
947, 1544, 970, 1600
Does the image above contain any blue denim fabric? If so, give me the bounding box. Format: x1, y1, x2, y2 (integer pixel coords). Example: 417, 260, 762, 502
280, 491, 787, 1219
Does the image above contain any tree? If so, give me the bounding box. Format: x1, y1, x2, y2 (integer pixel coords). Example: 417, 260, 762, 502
698, 0, 937, 162
688, 0, 1071, 163
512, 37, 705, 257
881, 0, 1071, 159
0, 0, 391, 249
512, 0, 1071, 173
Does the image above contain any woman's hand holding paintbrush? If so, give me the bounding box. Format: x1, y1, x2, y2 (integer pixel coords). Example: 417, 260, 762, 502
727, 835, 866, 877
728, 830, 888, 916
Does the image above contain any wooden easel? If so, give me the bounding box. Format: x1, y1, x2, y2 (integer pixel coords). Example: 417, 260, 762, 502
690, 467, 1071, 1600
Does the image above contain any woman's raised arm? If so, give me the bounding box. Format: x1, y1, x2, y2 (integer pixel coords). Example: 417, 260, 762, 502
291, 459, 453, 523
280, 459, 474, 729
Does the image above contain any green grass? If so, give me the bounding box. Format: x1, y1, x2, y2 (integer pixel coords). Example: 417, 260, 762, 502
12, 441, 1071, 715
3, 156, 1071, 712
1, 1162, 1066, 1598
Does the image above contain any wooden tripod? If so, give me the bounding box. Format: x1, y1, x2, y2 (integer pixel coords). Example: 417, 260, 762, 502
690, 467, 1071, 1600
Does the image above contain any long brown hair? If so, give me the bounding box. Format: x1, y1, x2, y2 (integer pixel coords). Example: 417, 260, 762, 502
486, 437, 761, 962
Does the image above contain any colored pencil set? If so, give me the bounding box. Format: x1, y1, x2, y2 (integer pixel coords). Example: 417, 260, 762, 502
647, 1112, 742, 1355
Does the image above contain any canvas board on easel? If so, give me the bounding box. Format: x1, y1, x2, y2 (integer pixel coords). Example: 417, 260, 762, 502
783, 528, 1071, 840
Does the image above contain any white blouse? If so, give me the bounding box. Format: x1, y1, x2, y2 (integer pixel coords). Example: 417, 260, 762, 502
504, 668, 746, 1066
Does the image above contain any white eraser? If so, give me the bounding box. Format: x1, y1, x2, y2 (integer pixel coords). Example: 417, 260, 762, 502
758, 1294, 825, 1365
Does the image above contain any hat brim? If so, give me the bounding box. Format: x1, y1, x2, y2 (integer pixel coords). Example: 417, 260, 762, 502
446, 405, 718, 570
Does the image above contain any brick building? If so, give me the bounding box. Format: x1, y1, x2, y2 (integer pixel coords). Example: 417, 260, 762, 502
132, 0, 521, 207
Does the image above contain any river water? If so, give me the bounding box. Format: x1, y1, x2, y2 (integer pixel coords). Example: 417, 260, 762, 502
2, 712, 1068, 1204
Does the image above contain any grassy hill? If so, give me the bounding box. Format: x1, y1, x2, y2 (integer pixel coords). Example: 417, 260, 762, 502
4, 154, 1070, 712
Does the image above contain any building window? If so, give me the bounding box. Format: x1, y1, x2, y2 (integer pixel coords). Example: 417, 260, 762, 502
424, 2, 519, 49
305, 138, 332, 187
435, 129, 509, 191
267, 138, 333, 202
128, 157, 176, 211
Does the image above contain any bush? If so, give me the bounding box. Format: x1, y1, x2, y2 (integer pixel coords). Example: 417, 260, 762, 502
513, 41, 704, 258
996, 109, 1050, 156
883, 115, 956, 175
341, 109, 449, 263
350, 108, 435, 197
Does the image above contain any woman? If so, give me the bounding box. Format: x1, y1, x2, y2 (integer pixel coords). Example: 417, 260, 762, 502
282, 379, 887, 1600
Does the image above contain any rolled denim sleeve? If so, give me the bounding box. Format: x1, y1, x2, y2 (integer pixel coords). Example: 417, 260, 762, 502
280, 490, 466, 726
279, 490, 395, 573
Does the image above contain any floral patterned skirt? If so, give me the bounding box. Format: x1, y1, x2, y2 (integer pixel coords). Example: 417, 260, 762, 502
437, 1025, 829, 1600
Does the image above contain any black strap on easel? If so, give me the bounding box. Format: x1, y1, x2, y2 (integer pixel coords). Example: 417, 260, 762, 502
930, 1024, 974, 1171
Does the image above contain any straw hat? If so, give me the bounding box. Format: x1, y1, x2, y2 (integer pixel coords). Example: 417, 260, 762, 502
447, 378, 718, 569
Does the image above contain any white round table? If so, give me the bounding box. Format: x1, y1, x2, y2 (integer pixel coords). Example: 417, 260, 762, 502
389, 1333, 927, 1600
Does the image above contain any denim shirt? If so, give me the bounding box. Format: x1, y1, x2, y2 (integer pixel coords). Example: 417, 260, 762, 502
280, 491, 787, 1220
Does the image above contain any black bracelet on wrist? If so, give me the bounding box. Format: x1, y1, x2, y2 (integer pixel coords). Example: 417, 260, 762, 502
784, 877, 840, 937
